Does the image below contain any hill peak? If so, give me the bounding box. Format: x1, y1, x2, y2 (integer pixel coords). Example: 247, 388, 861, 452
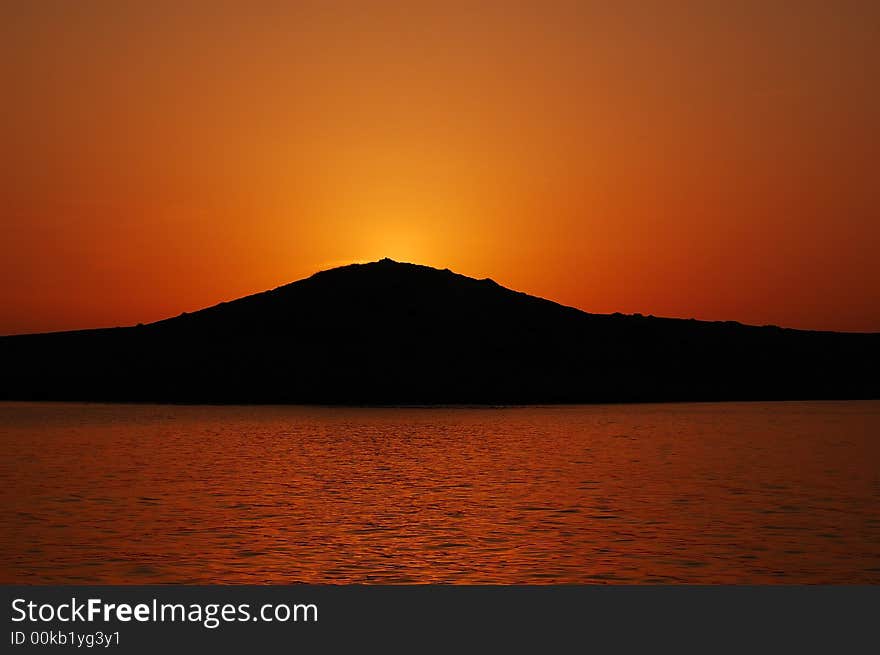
308, 258, 500, 283
316, 258, 441, 273
303, 258, 477, 288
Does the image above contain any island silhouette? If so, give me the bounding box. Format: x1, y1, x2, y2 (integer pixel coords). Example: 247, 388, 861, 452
1, 258, 878, 403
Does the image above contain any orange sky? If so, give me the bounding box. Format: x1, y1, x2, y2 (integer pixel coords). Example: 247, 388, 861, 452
2, 1, 879, 335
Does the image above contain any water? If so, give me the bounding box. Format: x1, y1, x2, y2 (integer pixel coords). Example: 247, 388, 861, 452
1, 401, 878, 584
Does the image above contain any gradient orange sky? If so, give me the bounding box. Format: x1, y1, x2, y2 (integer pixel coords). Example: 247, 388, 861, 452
2, 1, 879, 335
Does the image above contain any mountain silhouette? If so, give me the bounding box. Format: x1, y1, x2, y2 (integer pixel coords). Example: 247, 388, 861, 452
1, 258, 878, 403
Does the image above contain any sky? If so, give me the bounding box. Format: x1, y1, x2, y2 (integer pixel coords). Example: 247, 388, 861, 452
2, 1, 879, 334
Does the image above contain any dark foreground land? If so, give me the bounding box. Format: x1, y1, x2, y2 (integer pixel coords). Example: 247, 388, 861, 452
1, 259, 878, 403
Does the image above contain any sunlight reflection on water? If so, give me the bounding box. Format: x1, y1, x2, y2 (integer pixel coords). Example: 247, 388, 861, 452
1, 401, 878, 583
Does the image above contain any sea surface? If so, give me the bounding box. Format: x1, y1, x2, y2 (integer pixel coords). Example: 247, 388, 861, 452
1, 401, 878, 584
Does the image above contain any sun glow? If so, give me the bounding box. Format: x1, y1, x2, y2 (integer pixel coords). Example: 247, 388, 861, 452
305, 156, 486, 272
